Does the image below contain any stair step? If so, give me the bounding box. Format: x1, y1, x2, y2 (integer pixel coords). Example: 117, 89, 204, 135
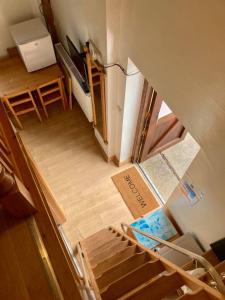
177, 289, 211, 300
119, 271, 184, 300
96, 252, 151, 290
82, 228, 115, 248
90, 240, 132, 267
93, 245, 141, 277
84, 232, 121, 254
100, 260, 165, 300
87, 235, 127, 257
85, 234, 120, 254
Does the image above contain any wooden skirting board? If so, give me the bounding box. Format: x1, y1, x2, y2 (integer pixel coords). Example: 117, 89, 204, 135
94, 135, 111, 162
112, 155, 131, 167
94, 147, 131, 166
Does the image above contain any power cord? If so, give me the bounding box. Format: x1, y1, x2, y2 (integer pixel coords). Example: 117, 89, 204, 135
104, 63, 140, 76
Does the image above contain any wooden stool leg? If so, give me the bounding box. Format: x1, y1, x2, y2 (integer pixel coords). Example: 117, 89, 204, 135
3, 97, 23, 130
14, 115, 23, 130
35, 108, 43, 123
37, 90, 49, 118
59, 78, 67, 110
29, 92, 42, 123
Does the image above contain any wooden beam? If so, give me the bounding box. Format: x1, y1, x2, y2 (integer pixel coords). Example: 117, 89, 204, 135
41, 0, 58, 43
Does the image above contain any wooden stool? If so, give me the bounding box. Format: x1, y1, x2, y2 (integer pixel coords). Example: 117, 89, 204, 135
3, 90, 42, 129
37, 78, 67, 118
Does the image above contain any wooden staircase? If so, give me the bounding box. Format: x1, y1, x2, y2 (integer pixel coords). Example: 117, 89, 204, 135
80, 227, 225, 300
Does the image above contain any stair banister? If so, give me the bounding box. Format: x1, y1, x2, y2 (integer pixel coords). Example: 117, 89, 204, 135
121, 223, 225, 295
76, 242, 96, 300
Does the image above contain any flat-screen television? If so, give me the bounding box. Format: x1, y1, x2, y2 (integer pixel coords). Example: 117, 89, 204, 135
66, 35, 89, 93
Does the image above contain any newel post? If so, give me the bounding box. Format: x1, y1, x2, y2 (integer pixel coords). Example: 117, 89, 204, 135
0, 164, 36, 217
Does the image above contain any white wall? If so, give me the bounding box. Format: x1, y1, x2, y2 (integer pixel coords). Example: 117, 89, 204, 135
0, 0, 40, 57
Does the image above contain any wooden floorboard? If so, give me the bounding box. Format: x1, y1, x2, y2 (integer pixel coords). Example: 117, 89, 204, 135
19, 102, 134, 248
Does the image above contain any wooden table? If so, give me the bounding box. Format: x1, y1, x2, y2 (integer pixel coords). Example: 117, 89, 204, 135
0, 55, 64, 97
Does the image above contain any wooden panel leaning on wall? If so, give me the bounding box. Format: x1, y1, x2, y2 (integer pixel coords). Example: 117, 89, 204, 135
0, 101, 83, 299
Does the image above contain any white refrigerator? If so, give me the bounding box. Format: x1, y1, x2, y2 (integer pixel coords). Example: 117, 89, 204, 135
10, 18, 56, 72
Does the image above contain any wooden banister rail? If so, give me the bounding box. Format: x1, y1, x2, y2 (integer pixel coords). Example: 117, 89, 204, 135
0, 101, 82, 300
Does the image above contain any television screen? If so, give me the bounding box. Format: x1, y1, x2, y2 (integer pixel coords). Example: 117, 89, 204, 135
66, 36, 89, 92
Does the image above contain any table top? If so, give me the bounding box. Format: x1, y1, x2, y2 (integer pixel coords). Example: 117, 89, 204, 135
0, 55, 63, 97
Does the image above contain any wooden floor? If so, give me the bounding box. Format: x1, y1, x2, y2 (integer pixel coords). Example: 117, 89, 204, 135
19, 102, 134, 248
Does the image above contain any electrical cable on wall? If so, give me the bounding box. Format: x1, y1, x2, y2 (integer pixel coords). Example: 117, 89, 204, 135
104, 63, 140, 76
88, 40, 140, 76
